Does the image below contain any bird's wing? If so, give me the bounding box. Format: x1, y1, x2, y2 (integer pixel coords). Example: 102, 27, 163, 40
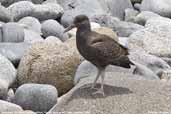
88, 33, 129, 62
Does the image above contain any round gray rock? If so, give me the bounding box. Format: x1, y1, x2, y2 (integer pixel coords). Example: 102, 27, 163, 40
0, 54, 16, 87
124, 8, 139, 22
41, 19, 69, 41
61, 0, 105, 27
0, 54, 16, 99
24, 29, 44, 43
13, 84, 58, 112
0, 43, 30, 67
141, 0, 171, 18
112, 21, 144, 37
18, 16, 41, 34
98, 0, 133, 20
31, 3, 63, 21
134, 11, 161, 25
129, 17, 171, 57
7, 1, 34, 21
2, 22, 24, 42
0, 5, 11, 22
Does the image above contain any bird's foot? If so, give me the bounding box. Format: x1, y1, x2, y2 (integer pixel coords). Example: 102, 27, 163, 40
80, 84, 92, 89
92, 88, 105, 97
91, 84, 99, 90
80, 83, 97, 90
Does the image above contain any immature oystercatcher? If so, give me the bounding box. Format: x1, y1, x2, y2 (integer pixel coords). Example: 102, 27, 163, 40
64, 15, 134, 96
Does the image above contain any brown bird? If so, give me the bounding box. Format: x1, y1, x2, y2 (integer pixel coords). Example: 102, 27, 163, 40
64, 15, 134, 96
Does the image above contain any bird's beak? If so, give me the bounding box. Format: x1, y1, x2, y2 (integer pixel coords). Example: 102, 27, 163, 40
64, 24, 76, 33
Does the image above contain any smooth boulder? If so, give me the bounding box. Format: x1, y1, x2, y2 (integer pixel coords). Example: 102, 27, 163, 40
0, 54, 16, 99
48, 73, 171, 114
0, 5, 11, 22
61, 0, 105, 27
0, 100, 23, 113
129, 17, 171, 57
0, 43, 30, 67
7, 1, 34, 21
24, 29, 44, 43
18, 16, 41, 34
2, 22, 24, 42
17, 38, 81, 95
13, 84, 58, 112
32, 3, 64, 21
141, 0, 171, 18
41, 19, 69, 41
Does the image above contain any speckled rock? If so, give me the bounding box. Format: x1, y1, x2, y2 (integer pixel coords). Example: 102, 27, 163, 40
17, 38, 81, 95
2, 22, 24, 42
7, 1, 34, 21
13, 84, 58, 112
0, 100, 23, 113
41, 19, 69, 41
48, 73, 171, 114
129, 17, 171, 57
18, 16, 41, 34
93, 27, 119, 42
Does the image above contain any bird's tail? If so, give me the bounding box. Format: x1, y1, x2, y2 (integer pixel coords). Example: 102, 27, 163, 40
112, 56, 134, 68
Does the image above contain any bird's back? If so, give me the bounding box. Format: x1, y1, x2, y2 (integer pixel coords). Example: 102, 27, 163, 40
76, 31, 133, 68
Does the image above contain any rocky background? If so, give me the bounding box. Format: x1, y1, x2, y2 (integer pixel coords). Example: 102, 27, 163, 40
0, 0, 171, 114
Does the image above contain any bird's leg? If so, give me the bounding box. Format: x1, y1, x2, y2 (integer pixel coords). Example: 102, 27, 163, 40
91, 69, 101, 89
92, 69, 105, 96
80, 69, 101, 89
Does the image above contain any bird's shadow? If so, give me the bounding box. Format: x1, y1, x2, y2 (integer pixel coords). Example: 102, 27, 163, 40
71, 83, 133, 99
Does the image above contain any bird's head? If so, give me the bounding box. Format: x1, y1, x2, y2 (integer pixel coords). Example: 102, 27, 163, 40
64, 15, 90, 33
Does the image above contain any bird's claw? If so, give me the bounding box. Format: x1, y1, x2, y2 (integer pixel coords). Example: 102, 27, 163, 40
92, 88, 105, 96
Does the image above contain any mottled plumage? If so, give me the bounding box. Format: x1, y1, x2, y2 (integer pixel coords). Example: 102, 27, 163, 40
64, 15, 134, 96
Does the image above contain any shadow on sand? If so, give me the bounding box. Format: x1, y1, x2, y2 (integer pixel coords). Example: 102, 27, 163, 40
71, 83, 133, 99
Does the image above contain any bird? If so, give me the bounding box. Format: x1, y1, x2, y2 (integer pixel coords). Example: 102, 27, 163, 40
64, 15, 134, 96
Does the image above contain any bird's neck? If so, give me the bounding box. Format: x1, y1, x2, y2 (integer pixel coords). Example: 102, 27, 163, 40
77, 21, 91, 35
